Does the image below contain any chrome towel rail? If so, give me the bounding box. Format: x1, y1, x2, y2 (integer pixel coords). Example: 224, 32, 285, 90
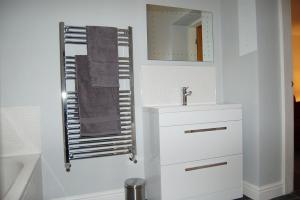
59, 22, 137, 172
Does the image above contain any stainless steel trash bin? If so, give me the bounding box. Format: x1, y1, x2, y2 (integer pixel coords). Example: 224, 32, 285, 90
125, 178, 145, 200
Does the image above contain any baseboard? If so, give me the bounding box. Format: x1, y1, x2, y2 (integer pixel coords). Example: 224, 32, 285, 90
51, 189, 124, 200
243, 181, 284, 200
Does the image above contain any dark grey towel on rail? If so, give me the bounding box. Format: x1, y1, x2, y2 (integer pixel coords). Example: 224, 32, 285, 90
75, 55, 121, 137
86, 26, 119, 87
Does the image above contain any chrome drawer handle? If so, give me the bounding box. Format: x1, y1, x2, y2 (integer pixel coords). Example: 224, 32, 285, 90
185, 162, 227, 172
184, 127, 227, 134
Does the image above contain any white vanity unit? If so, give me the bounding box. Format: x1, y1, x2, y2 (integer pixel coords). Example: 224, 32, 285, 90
143, 104, 243, 200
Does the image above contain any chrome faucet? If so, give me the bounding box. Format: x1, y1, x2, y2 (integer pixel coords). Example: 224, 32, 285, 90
182, 87, 192, 106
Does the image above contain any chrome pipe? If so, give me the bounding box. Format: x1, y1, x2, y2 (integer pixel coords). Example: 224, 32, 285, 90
69, 135, 132, 140
65, 26, 86, 30
68, 139, 132, 146
69, 133, 131, 139
119, 95, 131, 98
70, 151, 130, 160
119, 57, 130, 60
65, 31, 86, 35
119, 90, 131, 93
67, 129, 132, 136
119, 71, 130, 75
71, 146, 132, 155
65, 36, 86, 40
119, 67, 130, 70
59, 22, 71, 171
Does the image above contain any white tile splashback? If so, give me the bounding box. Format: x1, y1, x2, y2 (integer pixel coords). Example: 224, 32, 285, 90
141, 65, 216, 106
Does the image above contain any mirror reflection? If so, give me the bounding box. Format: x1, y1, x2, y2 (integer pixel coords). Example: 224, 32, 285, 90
147, 4, 213, 62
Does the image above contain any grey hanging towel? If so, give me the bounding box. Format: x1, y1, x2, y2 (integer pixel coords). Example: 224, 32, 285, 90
75, 55, 121, 137
86, 26, 119, 87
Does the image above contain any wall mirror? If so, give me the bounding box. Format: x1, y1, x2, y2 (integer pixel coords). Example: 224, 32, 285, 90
147, 4, 214, 62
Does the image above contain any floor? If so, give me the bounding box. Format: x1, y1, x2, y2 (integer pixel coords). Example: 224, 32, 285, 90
236, 196, 251, 200
236, 192, 300, 200
295, 149, 300, 190
271, 192, 300, 200
295, 101, 300, 191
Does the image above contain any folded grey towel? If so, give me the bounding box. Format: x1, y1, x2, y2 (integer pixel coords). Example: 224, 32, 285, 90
89, 61, 119, 87
75, 55, 121, 137
87, 26, 119, 87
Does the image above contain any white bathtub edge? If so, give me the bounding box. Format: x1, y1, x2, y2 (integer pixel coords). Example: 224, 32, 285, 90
0, 152, 41, 159
3, 154, 41, 200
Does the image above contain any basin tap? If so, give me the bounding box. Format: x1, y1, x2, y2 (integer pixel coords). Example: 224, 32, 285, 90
182, 87, 192, 106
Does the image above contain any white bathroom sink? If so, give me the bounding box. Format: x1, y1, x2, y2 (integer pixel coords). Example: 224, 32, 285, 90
143, 103, 242, 113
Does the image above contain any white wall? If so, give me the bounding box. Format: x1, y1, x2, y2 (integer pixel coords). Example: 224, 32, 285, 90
256, 0, 282, 186
222, 0, 283, 192
0, 0, 222, 199
221, 0, 260, 186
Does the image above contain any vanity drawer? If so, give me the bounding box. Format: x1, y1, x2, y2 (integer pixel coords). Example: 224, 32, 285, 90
159, 109, 242, 126
160, 155, 242, 200
159, 121, 242, 165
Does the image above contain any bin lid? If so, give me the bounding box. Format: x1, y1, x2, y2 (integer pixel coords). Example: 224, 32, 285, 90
125, 178, 145, 189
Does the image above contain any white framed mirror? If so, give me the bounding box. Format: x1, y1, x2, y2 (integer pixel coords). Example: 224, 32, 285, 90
147, 4, 213, 62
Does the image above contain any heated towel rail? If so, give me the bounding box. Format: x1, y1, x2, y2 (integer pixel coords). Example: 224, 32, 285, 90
59, 22, 136, 171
